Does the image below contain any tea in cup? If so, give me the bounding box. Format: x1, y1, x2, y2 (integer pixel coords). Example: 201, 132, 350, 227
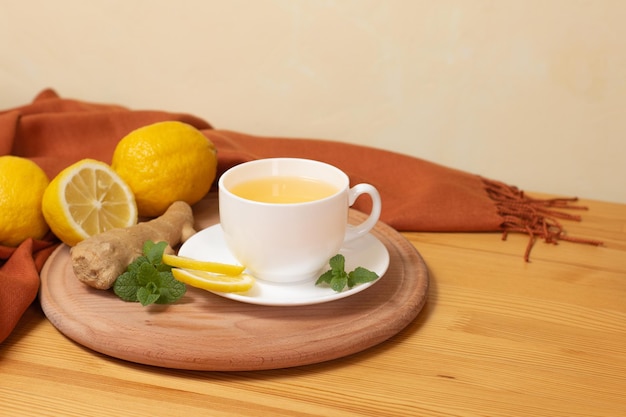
218, 158, 381, 283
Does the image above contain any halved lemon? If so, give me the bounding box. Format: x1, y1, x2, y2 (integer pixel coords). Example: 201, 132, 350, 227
172, 268, 255, 293
162, 254, 245, 276
42, 159, 138, 246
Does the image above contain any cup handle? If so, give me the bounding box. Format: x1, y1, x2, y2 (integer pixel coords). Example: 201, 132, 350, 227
344, 183, 382, 243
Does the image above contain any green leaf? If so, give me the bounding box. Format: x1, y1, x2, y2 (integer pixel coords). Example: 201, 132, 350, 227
348, 267, 379, 288
136, 262, 160, 286
127, 256, 149, 274
156, 261, 173, 273
113, 271, 140, 302
315, 269, 334, 285
145, 241, 168, 265
155, 272, 187, 304
137, 286, 161, 306
112, 240, 186, 306
330, 272, 348, 292
315, 253, 379, 293
328, 254, 345, 272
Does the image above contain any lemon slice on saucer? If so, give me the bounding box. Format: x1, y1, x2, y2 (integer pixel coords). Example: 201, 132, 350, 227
162, 254, 244, 276
172, 269, 255, 293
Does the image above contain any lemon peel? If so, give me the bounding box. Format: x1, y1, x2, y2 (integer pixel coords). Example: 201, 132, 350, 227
172, 268, 255, 293
111, 121, 217, 217
0, 156, 50, 246
162, 254, 245, 276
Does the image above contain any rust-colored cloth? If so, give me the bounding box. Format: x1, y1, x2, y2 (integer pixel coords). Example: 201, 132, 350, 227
0, 89, 598, 344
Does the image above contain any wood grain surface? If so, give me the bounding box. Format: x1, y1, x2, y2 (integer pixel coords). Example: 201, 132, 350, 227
2, 194, 625, 417
38, 196, 429, 371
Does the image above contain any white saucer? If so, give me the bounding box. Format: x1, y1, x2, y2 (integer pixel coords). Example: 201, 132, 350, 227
177, 224, 390, 306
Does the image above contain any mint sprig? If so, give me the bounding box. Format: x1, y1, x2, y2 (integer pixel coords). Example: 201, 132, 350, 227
315, 254, 379, 292
113, 241, 186, 306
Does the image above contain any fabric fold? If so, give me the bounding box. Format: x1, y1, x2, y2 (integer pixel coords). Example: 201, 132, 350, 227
0, 89, 601, 344
0, 237, 58, 342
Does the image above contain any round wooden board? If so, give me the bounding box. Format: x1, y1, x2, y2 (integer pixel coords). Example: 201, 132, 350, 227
39, 196, 429, 371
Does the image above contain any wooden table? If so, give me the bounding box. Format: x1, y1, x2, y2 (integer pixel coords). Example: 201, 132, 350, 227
1, 195, 625, 417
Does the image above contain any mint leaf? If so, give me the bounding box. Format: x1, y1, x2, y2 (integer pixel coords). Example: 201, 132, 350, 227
145, 241, 168, 265
348, 267, 379, 288
127, 256, 149, 274
330, 270, 348, 292
112, 240, 186, 306
315, 269, 334, 286
136, 262, 161, 286
316, 254, 379, 293
113, 270, 140, 302
328, 254, 345, 272
155, 272, 187, 304
137, 286, 161, 306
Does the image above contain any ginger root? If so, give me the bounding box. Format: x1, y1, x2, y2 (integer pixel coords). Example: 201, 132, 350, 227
71, 201, 196, 290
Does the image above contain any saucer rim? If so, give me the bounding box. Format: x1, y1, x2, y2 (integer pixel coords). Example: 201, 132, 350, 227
178, 224, 390, 306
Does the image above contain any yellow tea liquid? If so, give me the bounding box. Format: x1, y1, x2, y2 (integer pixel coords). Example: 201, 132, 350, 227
230, 176, 338, 203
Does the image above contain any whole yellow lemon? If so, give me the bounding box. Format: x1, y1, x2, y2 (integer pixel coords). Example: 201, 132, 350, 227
111, 121, 217, 217
0, 156, 50, 247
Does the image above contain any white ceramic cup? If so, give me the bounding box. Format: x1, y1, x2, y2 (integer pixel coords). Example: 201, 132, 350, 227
218, 158, 382, 283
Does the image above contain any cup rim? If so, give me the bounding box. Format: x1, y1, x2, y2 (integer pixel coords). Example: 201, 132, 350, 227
218, 157, 349, 206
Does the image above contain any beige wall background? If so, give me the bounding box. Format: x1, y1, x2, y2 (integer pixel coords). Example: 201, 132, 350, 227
2, 0, 625, 203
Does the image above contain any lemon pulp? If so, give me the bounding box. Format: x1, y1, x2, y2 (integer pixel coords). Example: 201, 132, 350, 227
42, 159, 137, 246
